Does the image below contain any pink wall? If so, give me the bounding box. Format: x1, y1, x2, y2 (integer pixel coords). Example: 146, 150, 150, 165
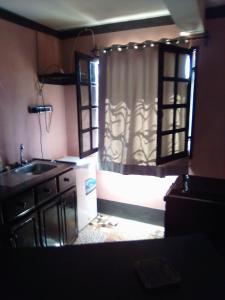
37, 32, 63, 74
189, 18, 225, 179
64, 86, 79, 156
97, 171, 177, 210
0, 19, 68, 165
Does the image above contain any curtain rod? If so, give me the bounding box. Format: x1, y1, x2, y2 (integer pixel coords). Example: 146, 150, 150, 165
92, 32, 208, 56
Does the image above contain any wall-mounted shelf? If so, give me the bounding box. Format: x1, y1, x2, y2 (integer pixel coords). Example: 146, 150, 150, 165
38, 73, 76, 85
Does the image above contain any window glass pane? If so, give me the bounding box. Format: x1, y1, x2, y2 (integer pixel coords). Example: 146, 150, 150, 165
82, 132, 91, 152
162, 109, 174, 131
161, 134, 173, 157
81, 86, 89, 106
188, 71, 195, 137
90, 61, 98, 84
177, 82, 188, 104
164, 52, 175, 77
92, 129, 99, 149
176, 108, 186, 129
178, 54, 190, 79
80, 59, 89, 82
163, 82, 174, 104
82, 110, 90, 129
187, 138, 191, 154
174, 131, 185, 153
91, 85, 98, 106
192, 49, 196, 68
92, 108, 98, 128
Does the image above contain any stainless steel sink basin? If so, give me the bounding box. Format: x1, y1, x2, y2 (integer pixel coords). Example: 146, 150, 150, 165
0, 160, 60, 188
14, 162, 57, 175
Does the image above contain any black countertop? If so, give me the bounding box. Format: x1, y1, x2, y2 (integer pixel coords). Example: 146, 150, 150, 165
1, 235, 225, 300
0, 159, 74, 201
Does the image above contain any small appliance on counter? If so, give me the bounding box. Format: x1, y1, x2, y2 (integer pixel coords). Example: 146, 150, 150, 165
57, 156, 97, 231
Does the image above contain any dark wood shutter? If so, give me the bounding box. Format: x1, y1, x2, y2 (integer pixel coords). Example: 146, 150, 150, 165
75, 52, 99, 158
156, 44, 192, 165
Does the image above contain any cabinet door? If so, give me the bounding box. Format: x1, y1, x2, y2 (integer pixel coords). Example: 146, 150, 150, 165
61, 188, 78, 245
3, 189, 35, 223
40, 199, 62, 247
10, 213, 40, 248
36, 178, 57, 204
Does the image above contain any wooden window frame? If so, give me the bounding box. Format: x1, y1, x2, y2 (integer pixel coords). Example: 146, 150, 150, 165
75, 51, 99, 158
156, 44, 192, 165
187, 47, 198, 158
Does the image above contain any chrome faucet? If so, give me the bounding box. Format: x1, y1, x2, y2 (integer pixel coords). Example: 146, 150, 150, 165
19, 144, 27, 165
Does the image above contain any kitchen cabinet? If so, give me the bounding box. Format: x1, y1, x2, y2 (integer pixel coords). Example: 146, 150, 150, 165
39, 188, 78, 247
9, 212, 40, 248
3, 188, 35, 222
39, 198, 62, 247
61, 188, 78, 245
36, 178, 57, 204
0, 165, 78, 248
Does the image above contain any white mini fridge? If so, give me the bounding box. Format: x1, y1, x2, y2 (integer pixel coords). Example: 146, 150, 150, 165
57, 156, 97, 231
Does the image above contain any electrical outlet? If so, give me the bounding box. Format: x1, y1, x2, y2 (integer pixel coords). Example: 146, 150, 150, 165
28, 105, 53, 113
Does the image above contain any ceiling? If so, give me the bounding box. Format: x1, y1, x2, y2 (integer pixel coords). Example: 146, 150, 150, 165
0, 0, 224, 31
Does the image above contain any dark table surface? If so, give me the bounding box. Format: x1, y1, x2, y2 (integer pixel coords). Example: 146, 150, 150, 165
1, 235, 225, 300
167, 175, 225, 203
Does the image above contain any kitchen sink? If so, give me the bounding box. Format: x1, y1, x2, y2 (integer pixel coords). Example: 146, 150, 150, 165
14, 162, 57, 175
0, 160, 61, 188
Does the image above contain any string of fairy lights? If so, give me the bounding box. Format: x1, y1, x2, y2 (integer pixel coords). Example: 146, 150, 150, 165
91, 33, 207, 57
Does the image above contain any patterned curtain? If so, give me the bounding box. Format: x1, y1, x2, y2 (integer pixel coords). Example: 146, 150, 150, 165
98, 42, 187, 175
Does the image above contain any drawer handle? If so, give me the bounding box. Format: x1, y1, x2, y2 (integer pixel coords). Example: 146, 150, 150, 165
43, 188, 51, 193
64, 177, 70, 182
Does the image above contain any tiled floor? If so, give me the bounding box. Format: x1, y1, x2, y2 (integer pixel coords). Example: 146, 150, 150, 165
74, 213, 164, 245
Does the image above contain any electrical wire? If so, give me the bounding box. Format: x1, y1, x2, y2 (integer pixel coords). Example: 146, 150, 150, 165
35, 28, 95, 155
35, 32, 56, 157
35, 71, 53, 160
35, 76, 53, 133
41, 91, 53, 133
38, 112, 44, 159
70, 28, 96, 72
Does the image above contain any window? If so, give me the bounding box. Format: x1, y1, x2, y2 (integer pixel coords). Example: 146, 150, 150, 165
75, 52, 99, 158
187, 48, 197, 156
156, 44, 194, 165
